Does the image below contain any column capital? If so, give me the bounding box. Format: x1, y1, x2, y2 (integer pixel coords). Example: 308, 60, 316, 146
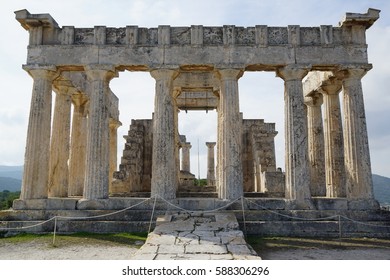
85, 64, 117, 81
109, 118, 122, 129
22, 64, 59, 80
320, 77, 342, 95
215, 68, 244, 80
150, 69, 179, 80
276, 64, 311, 81
206, 142, 216, 148
180, 142, 192, 149
53, 80, 78, 96
304, 91, 323, 107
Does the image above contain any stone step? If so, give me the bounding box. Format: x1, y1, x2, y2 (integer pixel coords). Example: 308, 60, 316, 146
240, 220, 390, 238
177, 192, 218, 198
3, 218, 389, 238
178, 186, 217, 192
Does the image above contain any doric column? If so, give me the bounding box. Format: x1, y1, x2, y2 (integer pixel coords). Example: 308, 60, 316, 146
277, 65, 313, 209
68, 94, 88, 197
206, 142, 216, 186
48, 81, 73, 198
322, 80, 346, 197
304, 92, 326, 197
215, 69, 244, 200
338, 67, 374, 200
109, 119, 121, 192
181, 142, 192, 172
83, 65, 117, 200
150, 69, 179, 199
20, 65, 58, 200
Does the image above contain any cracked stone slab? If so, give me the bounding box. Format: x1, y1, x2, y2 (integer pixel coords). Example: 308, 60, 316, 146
199, 236, 222, 245
186, 244, 228, 254
221, 236, 247, 245
147, 233, 177, 245
176, 234, 199, 245
158, 244, 185, 254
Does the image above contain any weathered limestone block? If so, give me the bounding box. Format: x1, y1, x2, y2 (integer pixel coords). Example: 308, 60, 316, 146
20, 65, 59, 200
260, 171, 285, 196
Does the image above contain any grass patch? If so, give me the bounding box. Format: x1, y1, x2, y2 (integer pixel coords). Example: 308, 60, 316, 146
0, 232, 148, 248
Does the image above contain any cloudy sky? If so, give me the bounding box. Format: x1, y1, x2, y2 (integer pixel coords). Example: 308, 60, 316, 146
0, 0, 389, 179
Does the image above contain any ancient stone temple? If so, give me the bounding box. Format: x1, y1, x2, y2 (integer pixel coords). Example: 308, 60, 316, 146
12, 8, 381, 212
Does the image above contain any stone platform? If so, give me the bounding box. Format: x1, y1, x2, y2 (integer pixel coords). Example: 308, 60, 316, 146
130, 213, 261, 260
1, 197, 390, 238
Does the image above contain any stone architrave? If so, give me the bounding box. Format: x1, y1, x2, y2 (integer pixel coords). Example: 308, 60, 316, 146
48, 81, 73, 198
322, 80, 346, 197
83, 64, 117, 200
206, 142, 216, 186
150, 69, 179, 200
68, 94, 88, 197
277, 65, 313, 209
181, 142, 192, 173
339, 67, 374, 200
20, 65, 58, 200
304, 92, 326, 197
216, 69, 244, 200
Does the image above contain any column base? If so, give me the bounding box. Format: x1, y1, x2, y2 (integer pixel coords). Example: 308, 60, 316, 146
12, 198, 78, 210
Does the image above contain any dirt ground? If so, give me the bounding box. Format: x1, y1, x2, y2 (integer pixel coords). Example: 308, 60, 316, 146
0, 234, 389, 260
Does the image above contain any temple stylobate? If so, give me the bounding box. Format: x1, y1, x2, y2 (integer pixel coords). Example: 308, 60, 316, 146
13, 8, 380, 211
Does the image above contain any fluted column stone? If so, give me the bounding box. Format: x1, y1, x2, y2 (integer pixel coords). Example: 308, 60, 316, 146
181, 142, 192, 173
304, 92, 326, 197
20, 65, 59, 200
277, 65, 313, 209
83, 64, 117, 200
48, 81, 73, 198
150, 69, 179, 200
322, 81, 346, 198
206, 142, 216, 186
339, 67, 374, 201
216, 69, 243, 200
68, 94, 88, 196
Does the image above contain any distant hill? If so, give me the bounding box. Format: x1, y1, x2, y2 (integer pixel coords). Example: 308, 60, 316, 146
373, 174, 390, 206
0, 165, 389, 205
0, 165, 23, 180
0, 177, 22, 192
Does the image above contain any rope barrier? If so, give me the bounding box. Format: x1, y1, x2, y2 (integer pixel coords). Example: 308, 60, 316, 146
1, 196, 390, 234
155, 194, 242, 214
244, 198, 340, 221
241, 196, 247, 239
148, 195, 157, 234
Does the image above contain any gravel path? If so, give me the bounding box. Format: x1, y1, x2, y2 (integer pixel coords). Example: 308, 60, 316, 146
1, 237, 390, 260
